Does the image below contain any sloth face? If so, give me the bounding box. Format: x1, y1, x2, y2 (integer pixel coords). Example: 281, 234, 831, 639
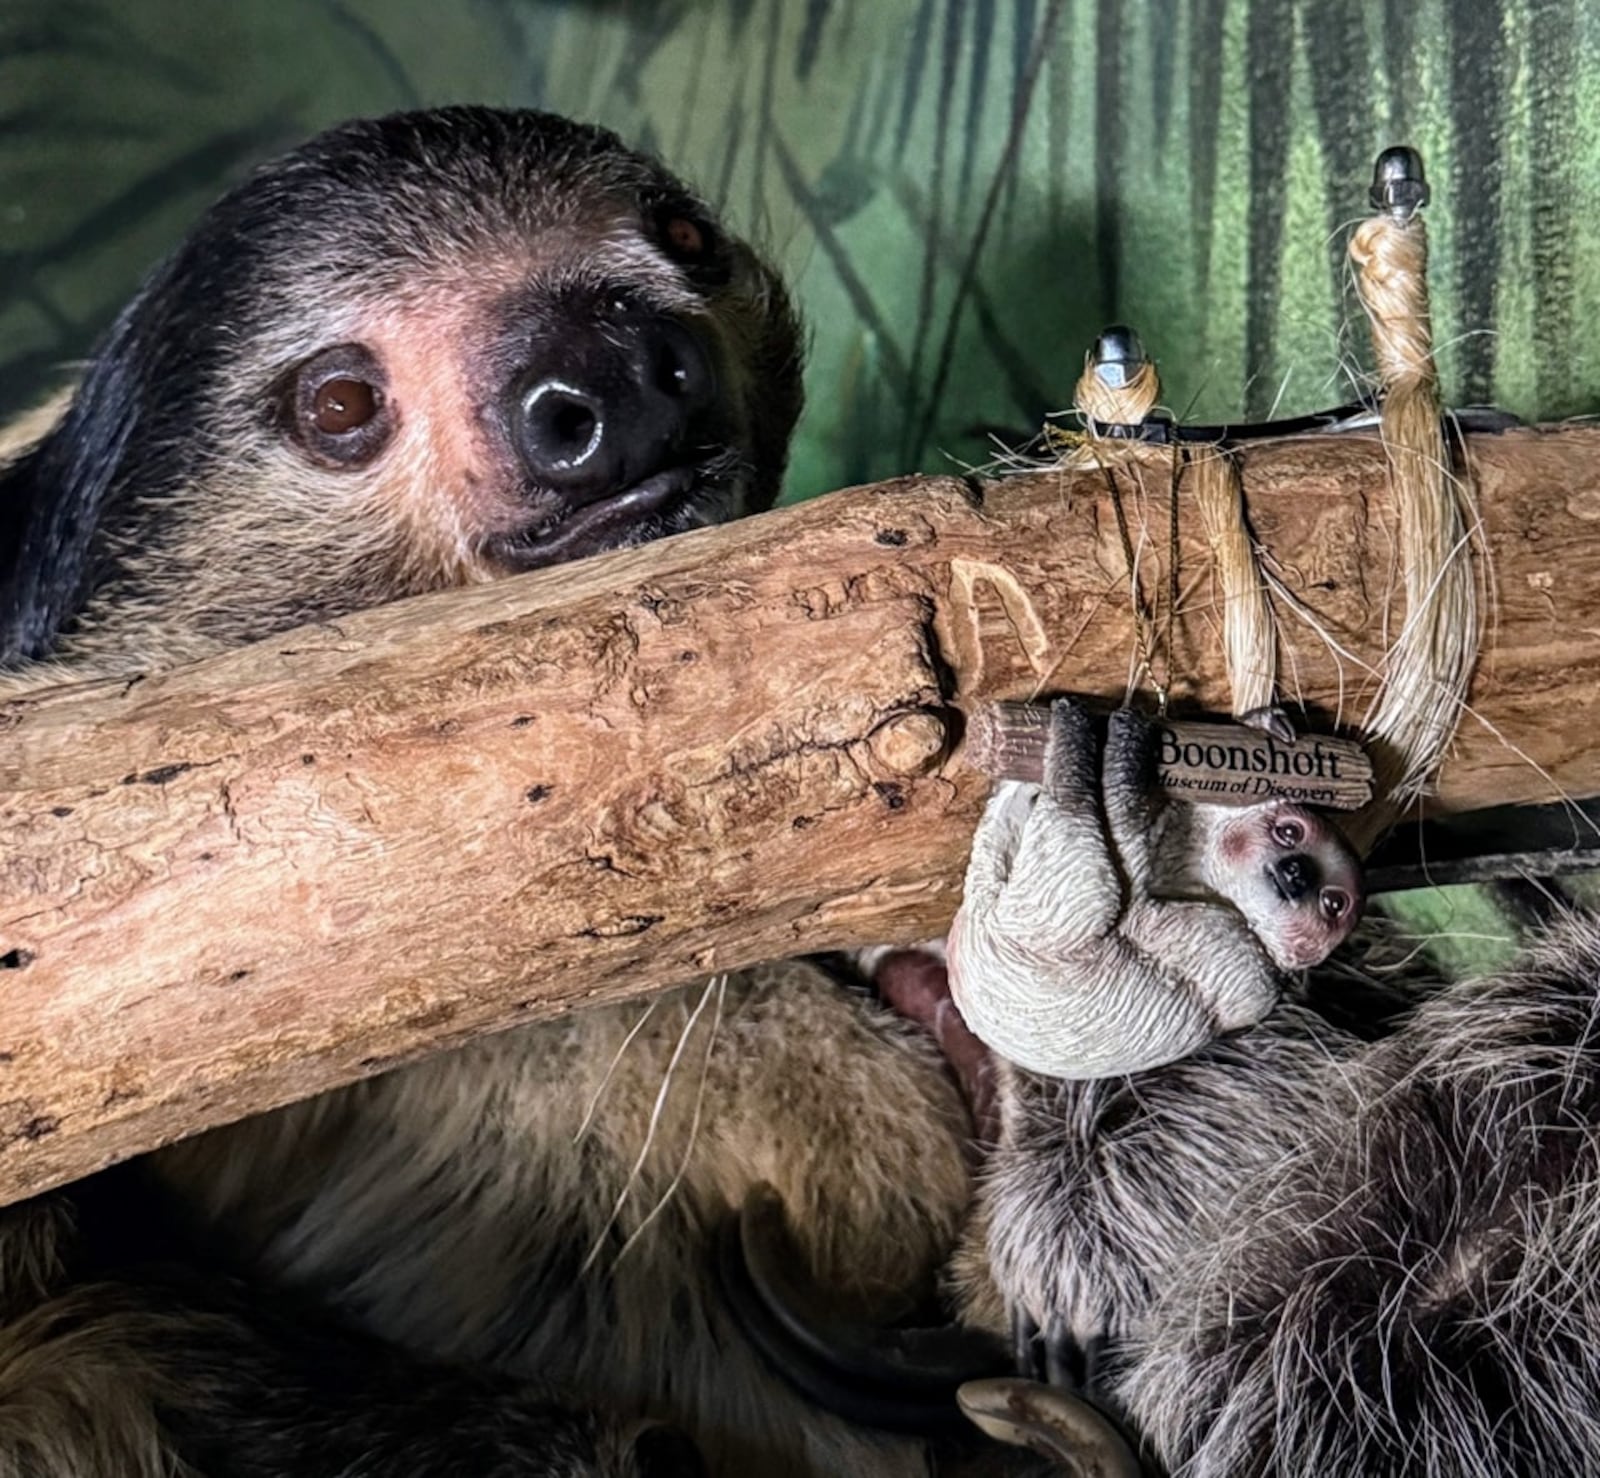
0, 107, 804, 672
1210, 801, 1365, 969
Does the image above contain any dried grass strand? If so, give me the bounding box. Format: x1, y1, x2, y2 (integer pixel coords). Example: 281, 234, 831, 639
1346, 203, 1481, 851
1191, 447, 1279, 718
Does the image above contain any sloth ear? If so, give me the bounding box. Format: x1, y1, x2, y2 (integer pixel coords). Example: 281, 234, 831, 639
0, 326, 148, 668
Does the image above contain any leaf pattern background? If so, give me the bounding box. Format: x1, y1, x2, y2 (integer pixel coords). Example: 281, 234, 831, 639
4, 0, 1596, 503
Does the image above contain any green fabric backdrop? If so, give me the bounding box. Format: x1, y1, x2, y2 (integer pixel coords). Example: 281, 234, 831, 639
5, 0, 1596, 498
3, 0, 1592, 964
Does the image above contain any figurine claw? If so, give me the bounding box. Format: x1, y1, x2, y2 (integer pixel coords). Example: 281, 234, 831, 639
1238, 704, 1297, 745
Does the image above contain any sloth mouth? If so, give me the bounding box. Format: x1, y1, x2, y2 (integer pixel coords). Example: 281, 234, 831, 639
491, 465, 701, 571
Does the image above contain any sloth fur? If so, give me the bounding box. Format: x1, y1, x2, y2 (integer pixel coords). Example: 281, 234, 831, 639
0, 108, 986, 1478
7, 100, 1594, 1478
960, 909, 1600, 1476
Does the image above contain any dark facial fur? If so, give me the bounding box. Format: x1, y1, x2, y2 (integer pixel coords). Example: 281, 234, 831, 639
0, 106, 802, 674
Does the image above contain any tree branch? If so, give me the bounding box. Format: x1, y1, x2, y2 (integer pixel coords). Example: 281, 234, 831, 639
1, 424, 1598, 1202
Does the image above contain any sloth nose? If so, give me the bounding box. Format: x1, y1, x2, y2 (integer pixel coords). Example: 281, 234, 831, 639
512, 307, 716, 502
629, 1422, 707, 1477
1272, 854, 1315, 901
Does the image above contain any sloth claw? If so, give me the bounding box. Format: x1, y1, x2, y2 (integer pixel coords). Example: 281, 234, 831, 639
1044, 699, 1101, 804
1044, 1316, 1087, 1389
956, 1378, 1143, 1477
1012, 1305, 1043, 1381
1011, 1305, 1097, 1394
717, 1184, 1009, 1435
1102, 708, 1158, 794
720, 1188, 1142, 1465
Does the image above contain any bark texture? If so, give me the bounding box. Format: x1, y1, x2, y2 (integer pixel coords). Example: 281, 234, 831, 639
1, 425, 1596, 1202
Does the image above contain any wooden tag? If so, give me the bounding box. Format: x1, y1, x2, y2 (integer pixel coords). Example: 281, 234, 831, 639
966, 701, 1372, 811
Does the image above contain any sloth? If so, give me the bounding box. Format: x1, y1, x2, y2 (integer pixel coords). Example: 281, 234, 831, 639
1116, 910, 1600, 1476
0, 108, 1005, 1478
947, 700, 1365, 1079
0, 107, 803, 675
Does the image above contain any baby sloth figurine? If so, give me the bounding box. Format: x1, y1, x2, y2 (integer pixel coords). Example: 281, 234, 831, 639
948, 699, 1364, 1079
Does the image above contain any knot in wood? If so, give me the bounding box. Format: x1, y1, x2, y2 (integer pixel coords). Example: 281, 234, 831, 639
866, 710, 949, 777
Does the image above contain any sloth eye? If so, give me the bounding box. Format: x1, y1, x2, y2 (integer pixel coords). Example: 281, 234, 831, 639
655, 208, 728, 283
662, 215, 709, 258
1320, 888, 1350, 921
1271, 818, 1305, 847
280, 345, 394, 469
311, 377, 378, 435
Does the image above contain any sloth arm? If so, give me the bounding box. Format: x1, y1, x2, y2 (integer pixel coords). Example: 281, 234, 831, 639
1100, 705, 1280, 1048
951, 700, 1122, 1075
1098, 706, 1161, 891
957, 912, 1269, 1079
983, 699, 1123, 954
1120, 902, 1282, 1037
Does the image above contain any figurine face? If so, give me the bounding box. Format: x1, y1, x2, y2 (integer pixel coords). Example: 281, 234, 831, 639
1210, 801, 1365, 969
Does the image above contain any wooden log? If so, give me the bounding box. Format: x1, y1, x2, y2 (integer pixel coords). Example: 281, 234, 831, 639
1, 423, 1599, 1204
